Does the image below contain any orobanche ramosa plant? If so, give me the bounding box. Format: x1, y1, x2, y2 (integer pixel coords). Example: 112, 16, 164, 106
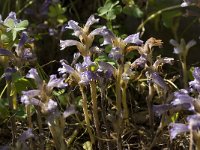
1, 2, 200, 149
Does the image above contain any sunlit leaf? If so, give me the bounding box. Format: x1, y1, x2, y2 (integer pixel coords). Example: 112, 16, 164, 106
83, 141, 92, 150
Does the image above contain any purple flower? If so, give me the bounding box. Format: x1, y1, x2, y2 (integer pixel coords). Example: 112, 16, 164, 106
192, 67, 200, 82
189, 80, 200, 93
21, 97, 41, 106
18, 32, 28, 50
4, 12, 18, 25
43, 99, 58, 113
153, 104, 171, 115
189, 67, 200, 92
82, 56, 93, 68
60, 40, 84, 50
65, 15, 99, 37
47, 75, 68, 91
0, 48, 14, 57
131, 54, 147, 68
171, 90, 194, 111
169, 123, 189, 140
84, 15, 99, 31
65, 20, 82, 37
187, 115, 200, 130
3, 67, 17, 80
58, 60, 75, 74
123, 33, 143, 45
98, 27, 115, 46
97, 61, 115, 79
170, 39, 196, 54
18, 128, 34, 142
21, 90, 41, 99
26, 68, 42, 86
108, 47, 122, 60
146, 71, 168, 90
153, 57, 174, 69
79, 71, 96, 84
21, 48, 36, 61
59, 60, 96, 85
63, 105, 77, 118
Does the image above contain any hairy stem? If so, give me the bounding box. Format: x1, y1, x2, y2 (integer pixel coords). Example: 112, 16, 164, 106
122, 83, 129, 125
26, 105, 33, 150
36, 107, 44, 150
100, 85, 111, 150
90, 80, 102, 149
147, 83, 154, 131
116, 66, 123, 150
79, 84, 95, 144
181, 58, 188, 88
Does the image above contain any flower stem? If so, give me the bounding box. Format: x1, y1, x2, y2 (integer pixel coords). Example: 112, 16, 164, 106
26, 105, 33, 149
116, 66, 123, 150
181, 58, 188, 88
36, 106, 44, 150
122, 83, 129, 125
100, 84, 111, 150
7, 80, 16, 144
90, 80, 102, 149
147, 83, 154, 130
79, 84, 95, 144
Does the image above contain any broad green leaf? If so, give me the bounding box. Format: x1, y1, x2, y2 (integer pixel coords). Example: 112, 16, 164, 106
57, 15, 67, 24
14, 27, 26, 32
16, 20, 29, 28
12, 29, 17, 41
123, 5, 143, 18
4, 18, 15, 28
1, 33, 10, 43
98, 0, 121, 20
107, 5, 122, 20
98, 1, 113, 16
14, 77, 31, 93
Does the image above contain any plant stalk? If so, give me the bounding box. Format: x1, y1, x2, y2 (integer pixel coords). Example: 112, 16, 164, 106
79, 84, 95, 144
122, 83, 129, 125
90, 80, 102, 149
7, 80, 16, 144
116, 66, 123, 150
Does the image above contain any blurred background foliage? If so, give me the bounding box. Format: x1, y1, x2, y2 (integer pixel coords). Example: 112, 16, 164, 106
0, 0, 200, 73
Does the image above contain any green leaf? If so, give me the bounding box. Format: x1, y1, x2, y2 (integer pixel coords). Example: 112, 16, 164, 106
83, 141, 92, 150
57, 15, 67, 24
14, 77, 31, 93
12, 29, 17, 41
98, 0, 121, 20
0, 99, 9, 120
107, 5, 122, 20
171, 112, 179, 123
12, 72, 31, 93
4, 18, 15, 28
98, 1, 113, 16
123, 4, 143, 18
16, 20, 29, 28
